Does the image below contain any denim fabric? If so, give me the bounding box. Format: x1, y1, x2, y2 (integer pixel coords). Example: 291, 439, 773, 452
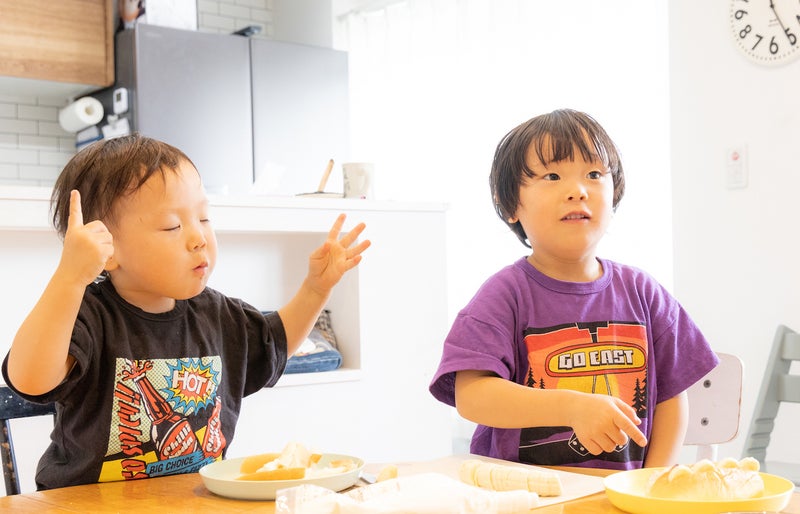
284, 350, 342, 374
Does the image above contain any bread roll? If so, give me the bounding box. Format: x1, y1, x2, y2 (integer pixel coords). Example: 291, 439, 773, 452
646, 458, 764, 500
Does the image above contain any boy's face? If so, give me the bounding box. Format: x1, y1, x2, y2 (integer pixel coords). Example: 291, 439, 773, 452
105, 159, 218, 313
513, 142, 614, 271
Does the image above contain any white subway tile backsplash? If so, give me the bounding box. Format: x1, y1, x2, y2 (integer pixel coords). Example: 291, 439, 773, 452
18, 105, 58, 121
236, 0, 269, 8
59, 137, 77, 152
18, 164, 61, 181
197, 0, 219, 14
0, 118, 37, 135
0, 134, 18, 147
19, 135, 59, 150
38, 150, 73, 167
0, 103, 17, 118
38, 122, 71, 137
200, 12, 237, 31
0, 147, 38, 164
0, 163, 19, 179
219, 3, 251, 19
249, 8, 271, 23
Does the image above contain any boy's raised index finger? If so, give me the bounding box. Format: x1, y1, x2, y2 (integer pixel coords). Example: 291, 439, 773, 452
68, 189, 84, 228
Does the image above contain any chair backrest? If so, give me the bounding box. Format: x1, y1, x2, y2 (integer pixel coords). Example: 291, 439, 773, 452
684, 352, 743, 461
741, 324, 800, 484
0, 385, 56, 496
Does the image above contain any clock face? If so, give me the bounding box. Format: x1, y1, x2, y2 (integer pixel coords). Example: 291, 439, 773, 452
730, 0, 800, 65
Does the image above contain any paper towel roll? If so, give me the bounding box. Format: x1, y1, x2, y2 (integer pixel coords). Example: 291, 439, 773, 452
59, 97, 104, 133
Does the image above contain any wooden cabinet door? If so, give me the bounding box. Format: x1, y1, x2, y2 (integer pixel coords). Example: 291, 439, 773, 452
0, 0, 113, 87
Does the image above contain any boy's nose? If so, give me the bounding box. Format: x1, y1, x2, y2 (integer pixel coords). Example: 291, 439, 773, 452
567, 184, 588, 201
188, 227, 207, 251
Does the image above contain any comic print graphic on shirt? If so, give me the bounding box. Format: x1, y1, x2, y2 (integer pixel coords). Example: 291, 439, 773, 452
99, 356, 226, 482
519, 321, 648, 465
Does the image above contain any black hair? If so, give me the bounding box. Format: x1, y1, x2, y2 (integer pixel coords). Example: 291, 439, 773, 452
489, 109, 625, 247
51, 133, 196, 238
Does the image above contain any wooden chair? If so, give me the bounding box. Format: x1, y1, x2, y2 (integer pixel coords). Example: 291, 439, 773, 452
742, 325, 800, 485
684, 352, 743, 461
0, 385, 56, 496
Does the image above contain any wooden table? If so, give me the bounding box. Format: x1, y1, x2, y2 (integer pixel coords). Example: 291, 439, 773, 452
2, 462, 798, 513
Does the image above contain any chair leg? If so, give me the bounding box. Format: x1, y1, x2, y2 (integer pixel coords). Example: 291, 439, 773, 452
1, 419, 20, 495
695, 443, 718, 462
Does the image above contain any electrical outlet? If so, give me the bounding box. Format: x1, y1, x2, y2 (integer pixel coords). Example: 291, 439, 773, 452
726, 145, 747, 189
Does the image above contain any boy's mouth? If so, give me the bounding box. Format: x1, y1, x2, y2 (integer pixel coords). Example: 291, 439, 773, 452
561, 212, 590, 221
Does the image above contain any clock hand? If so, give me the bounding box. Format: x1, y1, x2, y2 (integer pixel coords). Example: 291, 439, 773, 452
769, 0, 790, 35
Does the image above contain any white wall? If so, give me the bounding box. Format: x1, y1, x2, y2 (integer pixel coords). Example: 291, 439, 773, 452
669, 1, 800, 462
337, 0, 674, 322
272, 0, 334, 47
336, 0, 682, 461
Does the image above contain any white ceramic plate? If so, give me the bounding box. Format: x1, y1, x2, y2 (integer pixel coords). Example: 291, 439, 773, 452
199, 453, 364, 501
603, 467, 794, 514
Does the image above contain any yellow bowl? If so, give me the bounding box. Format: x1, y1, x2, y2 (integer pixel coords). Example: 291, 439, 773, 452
603, 467, 794, 514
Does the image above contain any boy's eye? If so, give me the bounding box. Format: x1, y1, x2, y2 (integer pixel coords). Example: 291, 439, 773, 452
165, 225, 180, 231
588, 170, 603, 179
542, 173, 560, 181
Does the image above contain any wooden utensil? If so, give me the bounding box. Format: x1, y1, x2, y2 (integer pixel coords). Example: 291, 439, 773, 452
296, 159, 342, 197
317, 158, 334, 193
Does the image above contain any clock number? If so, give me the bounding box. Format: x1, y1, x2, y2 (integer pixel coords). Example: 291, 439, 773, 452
751, 33, 764, 50
730, 0, 800, 64
784, 28, 797, 46
739, 24, 752, 39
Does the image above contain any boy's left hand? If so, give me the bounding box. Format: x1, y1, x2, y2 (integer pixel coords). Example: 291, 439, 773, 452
306, 214, 370, 294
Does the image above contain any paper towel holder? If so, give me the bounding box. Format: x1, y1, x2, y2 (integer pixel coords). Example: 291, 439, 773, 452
59, 96, 105, 133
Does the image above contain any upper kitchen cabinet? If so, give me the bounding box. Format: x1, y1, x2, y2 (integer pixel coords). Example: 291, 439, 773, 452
250, 40, 350, 196
0, 0, 114, 96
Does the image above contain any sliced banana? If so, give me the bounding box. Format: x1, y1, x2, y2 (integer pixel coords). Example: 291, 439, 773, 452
458, 459, 563, 496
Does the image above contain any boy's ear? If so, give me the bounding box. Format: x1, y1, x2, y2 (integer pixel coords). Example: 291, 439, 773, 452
104, 256, 119, 272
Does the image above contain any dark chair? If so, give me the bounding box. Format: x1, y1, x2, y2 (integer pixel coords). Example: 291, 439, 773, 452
0, 385, 55, 495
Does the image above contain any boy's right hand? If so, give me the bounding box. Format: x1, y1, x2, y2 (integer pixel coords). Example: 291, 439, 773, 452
59, 189, 114, 286
569, 393, 648, 455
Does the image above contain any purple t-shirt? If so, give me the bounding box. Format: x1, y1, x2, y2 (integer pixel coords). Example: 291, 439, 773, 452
429, 257, 718, 470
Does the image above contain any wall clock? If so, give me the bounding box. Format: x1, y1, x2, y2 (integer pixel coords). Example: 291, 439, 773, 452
730, 0, 800, 66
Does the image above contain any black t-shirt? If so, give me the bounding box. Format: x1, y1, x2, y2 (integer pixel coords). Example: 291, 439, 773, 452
2, 279, 287, 490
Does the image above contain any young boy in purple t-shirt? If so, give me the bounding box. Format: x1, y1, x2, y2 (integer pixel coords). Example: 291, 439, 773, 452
429, 109, 718, 471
